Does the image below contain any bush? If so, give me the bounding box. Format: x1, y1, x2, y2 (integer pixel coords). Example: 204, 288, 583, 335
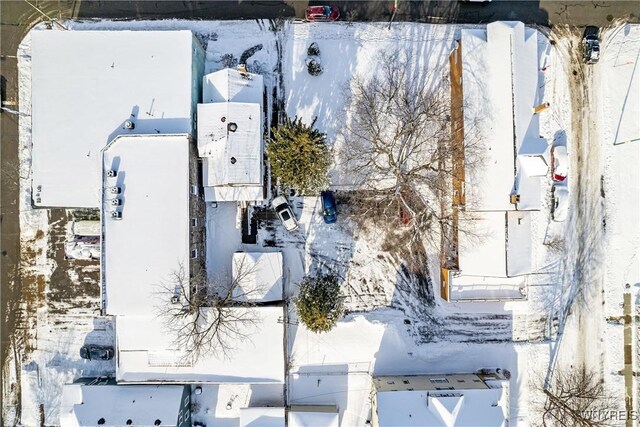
267, 116, 330, 195
294, 274, 344, 333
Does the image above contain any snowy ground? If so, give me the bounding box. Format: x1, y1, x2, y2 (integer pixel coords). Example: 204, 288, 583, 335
9, 18, 639, 427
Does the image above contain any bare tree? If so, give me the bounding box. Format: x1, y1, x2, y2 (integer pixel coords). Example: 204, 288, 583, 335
540, 367, 617, 427
337, 51, 482, 252
155, 256, 264, 363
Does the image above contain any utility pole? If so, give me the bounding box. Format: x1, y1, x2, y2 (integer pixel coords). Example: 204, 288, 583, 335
388, 0, 398, 30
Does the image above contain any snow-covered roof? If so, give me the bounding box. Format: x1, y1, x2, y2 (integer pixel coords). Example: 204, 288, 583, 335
31, 30, 201, 208
452, 211, 531, 300
203, 68, 264, 104
375, 388, 507, 427
115, 307, 285, 383
59, 383, 187, 427
102, 134, 190, 316
288, 411, 339, 427
239, 407, 285, 427
232, 252, 283, 302
461, 22, 540, 212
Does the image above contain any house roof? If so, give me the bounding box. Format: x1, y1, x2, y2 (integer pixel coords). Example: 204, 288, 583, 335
239, 407, 286, 427
375, 388, 508, 427
101, 134, 190, 317
203, 68, 264, 104
31, 30, 199, 208
59, 384, 186, 427
232, 252, 283, 302
115, 307, 285, 383
461, 22, 540, 212
288, 411, 340, 427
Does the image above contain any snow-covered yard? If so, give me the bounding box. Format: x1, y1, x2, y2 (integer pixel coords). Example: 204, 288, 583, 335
10, 17, 640, 427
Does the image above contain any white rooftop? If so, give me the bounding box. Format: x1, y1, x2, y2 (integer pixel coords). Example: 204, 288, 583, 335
461, 22, 540, 212
376, 388, 508, 427
288, 411, 340, 427
232, 252, 283, 302
239, 407, 285, 427
102, 134, 190, 316
115, 307, 285, 383
203, 68, 264, 104
59, 383, 186, 427
31, 30, 200, 208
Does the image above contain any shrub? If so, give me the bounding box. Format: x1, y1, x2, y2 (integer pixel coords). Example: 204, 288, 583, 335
294, 273, 344, 333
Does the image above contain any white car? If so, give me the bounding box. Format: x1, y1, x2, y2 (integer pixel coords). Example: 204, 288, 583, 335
551, 146, 568, 182
552, 186, 569, 222
272, 195, 299, 232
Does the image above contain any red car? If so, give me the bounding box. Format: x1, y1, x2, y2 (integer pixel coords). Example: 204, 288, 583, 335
305, 5, 340, 22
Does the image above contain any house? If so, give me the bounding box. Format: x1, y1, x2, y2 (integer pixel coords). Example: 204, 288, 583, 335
371, 374, 508, 427
100, 135, 283, 383
239, 407, 285, 427
197, 68, 265, 202
59, 381, 191, 427
444, 21, 544, 302
232, 252, 284, 302
30, 30, 204, 208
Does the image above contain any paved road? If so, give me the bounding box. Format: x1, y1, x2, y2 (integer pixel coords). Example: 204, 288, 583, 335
0, 0, 637, 413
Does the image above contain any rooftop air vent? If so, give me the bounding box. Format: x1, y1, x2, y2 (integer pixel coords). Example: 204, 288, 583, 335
171, 296, 180, 304
230, 157, 237, 165
106, 169, 117, 178
109, 186, 122, 194
111, 211, 122, 220
228, 122, 238, 132
124, 120, 135, 130
110, 198, 122, 206
221, 116, 227, 123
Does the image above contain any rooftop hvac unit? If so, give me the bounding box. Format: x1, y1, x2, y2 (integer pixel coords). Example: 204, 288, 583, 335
109, 186, 122, 194
106, 170, 117, 178
171, 296, 181, 304
110, 198, 122, 206
111, 211, 122, 220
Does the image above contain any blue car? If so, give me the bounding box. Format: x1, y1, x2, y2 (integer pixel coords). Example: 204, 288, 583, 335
321, 191, 337, 224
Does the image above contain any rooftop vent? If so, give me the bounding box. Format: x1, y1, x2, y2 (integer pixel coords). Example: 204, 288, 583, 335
98, 419, 106, 426
221, 116, 227, 123
228, 122, 238, 132
230, 157, 237, 165
155, 420, 162, 426
126, 420, 133, 426
106, 170, 117, 178
109, 186, 122, 195
111, 211, 122, 220
171, 295, 180, 304
124, 120, 135, 130
110, 198, 122, 206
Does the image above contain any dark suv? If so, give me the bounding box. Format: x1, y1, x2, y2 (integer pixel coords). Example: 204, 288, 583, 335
583, 26, 600, 64
80, 345, 114, 361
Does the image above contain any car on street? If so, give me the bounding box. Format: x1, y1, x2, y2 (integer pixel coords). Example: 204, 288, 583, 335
552, 185, 569, 222
582, 26, 600, 64
272, 195, 299, 232
305, 5, 340, 22
80, 345, 114, 361
320, 191, 337, 224
551, 145, 568, 182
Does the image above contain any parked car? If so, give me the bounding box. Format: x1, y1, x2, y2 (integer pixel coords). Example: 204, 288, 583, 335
320, 191, 337, 224
551, 145, 568, 182
305, 5, 340, 22
272, 195, 299, 232
582, 26, 600, 64
552, 186, 569, 222
80, 345, 114, 361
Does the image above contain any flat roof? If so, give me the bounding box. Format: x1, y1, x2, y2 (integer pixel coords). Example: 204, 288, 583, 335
198, 102, 263, 186
232, 252, 283, 302
376, 388, 507, 427
60, 384, 185, 427
116, 307, 285, 383
31, 30, 198, 208
289, 411, 339, 427
461, 22, 539, 212
102, 134, 190, 316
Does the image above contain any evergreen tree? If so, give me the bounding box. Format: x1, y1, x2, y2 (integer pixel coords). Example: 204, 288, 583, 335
267, 116, 330, 195
294, 273, 344, 333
